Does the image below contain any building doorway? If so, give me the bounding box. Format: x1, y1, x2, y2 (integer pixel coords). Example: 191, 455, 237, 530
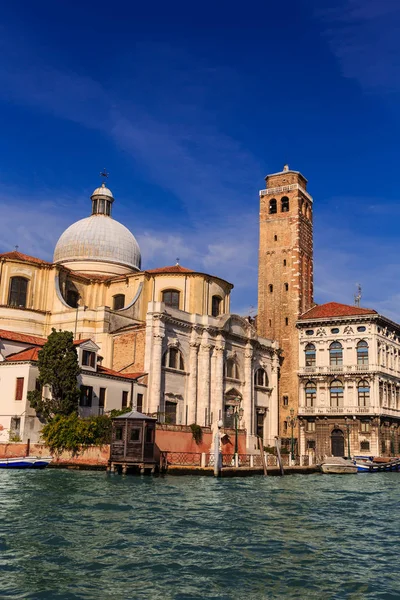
331, 428, 345, 456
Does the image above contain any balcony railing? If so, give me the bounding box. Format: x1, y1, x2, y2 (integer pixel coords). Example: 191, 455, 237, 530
299, 405, 375, 416
299, 364, 372, 375
299, 364, 400, 376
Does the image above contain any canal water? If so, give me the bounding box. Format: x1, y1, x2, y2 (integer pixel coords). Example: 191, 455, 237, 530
0, 470, 399, 600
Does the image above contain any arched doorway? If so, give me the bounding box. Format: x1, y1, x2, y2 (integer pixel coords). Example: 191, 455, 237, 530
331, 428, 345, 457
224, 389, 242, 428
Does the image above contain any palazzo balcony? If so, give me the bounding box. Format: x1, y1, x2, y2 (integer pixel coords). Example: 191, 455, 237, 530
299, 405, 400, 419
298, 364, 400, 377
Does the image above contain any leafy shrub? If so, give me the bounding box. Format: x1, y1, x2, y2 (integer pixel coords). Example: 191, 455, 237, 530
40, 413, 112, 455
190, 423, 203, 445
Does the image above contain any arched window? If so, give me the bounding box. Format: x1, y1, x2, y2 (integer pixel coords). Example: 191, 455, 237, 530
8, 277, 28, 308
211, 295, 222, 317
225, 358, 240, 380
357, 340, 368, 365
113, 294, 125, 310
358, 380, 370, 407
281, 196, 289, 212
162, 289, 180, 309
269, 284, 273, 293
162, 347, 184, 371
305, 343, 316, 367
305, 381, 316, 407
269, 199, 277, 214
284, 283, 289, 291
329, 341, 343, 366
254, 368, 268, 388
66, 290, 79, 308
330, 379, 344, 407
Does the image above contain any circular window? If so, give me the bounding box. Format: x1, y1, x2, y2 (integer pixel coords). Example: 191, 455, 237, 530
331, 328, 339, 334
357, 326, 366, 332
305, 330, 314, 336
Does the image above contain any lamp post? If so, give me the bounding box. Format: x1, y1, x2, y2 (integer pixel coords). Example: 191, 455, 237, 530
287, 408, 297, 463
227, 398, 244, 467
344, 416, 355, 459
390, 424, 396, 457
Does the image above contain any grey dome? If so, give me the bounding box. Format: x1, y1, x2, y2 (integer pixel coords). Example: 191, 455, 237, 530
53, 215, 141, 272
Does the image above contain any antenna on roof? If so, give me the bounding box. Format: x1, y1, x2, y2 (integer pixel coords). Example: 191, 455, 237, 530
175, 258, 180, 265
354, 283, 362, 307
14, 245, 19, 251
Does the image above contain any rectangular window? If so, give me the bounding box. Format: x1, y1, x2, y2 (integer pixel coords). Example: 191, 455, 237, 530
306, 421, 316, 433
360, 422, 370, 433
136, 393, 143, 413
82, 350, 96, 368
360, 440, 370, 451
307, 440, 316, 450
283, 421, 288, 433
283, 395, 289, 406
122, 391, 129, 409
99, 388, 106, 408
80, 386, 93, 407
15, 377, 24, 401
115, 428, 123, 441
165, 401, 177, 424
10, 417, 21, 434
285, 318, 289, 326
130, 428, 141, 442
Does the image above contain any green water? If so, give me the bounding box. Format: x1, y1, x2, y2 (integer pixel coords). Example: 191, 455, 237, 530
0, 470, 399, 599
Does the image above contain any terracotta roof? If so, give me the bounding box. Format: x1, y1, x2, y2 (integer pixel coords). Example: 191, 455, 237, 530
145, 265, 194, 274
299, 302, 377, 320
0, 329, 47, 346
0, 251, 52, 265
96, 366, 145, 380
73, 339, 92, 346
5, 347, 40, 362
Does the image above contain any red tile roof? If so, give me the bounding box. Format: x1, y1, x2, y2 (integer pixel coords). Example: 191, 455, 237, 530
0, 329, 47, 346
5, 347, 40, 362
96, 366, 145, 380
299, 302, 377, 320
145, 265, 194, 274
0, 251, 51, 265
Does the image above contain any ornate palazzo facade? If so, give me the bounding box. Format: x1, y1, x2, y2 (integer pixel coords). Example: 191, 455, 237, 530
297, 303, 400, 460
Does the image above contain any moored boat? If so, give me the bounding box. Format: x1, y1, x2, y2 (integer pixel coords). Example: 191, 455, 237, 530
354, 456, 400, 473
0, 456, 52, 469
320, 457, 357, 474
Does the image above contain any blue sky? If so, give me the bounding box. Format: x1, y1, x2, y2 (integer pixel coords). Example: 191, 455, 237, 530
1, 0, 400, 319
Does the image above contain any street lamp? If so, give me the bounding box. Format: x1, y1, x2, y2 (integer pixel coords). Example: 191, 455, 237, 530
287, 408, 297, 462
227, 398, 244, 467
344, 416, 356, 459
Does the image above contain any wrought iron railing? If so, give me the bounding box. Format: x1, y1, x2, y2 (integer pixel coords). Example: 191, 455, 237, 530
165, 452, 202, 466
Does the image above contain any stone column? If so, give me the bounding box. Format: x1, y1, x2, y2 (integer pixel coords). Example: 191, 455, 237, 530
148, 326, 165, 414
211, 334, 225, 426
243, 342, 253, 439
197, 329, 211, 427
187, 328, 199, 424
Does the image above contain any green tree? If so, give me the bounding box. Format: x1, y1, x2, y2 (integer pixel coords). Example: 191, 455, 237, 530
28, 329, 81, 421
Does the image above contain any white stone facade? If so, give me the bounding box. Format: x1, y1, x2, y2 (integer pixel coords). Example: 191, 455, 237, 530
144, 301, 279, 450
297, 307, 400, 459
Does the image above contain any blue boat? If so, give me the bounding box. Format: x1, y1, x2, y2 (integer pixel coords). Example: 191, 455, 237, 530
0, 457, 52, 469
354, 456, 400, 473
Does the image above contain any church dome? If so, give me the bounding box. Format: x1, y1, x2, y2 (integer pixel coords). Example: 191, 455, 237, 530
53, 182, 141, 276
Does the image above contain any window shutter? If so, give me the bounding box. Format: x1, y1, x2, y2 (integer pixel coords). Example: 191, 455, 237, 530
15, 377, 24, 401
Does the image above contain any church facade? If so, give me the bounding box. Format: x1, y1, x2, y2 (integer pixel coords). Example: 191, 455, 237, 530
0, 181, 279, 447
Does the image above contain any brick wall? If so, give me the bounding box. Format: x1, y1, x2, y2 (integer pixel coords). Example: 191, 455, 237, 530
112, 326, 146, 373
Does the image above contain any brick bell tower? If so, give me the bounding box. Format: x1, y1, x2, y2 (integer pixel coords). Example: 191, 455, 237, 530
257, 164, 314, 438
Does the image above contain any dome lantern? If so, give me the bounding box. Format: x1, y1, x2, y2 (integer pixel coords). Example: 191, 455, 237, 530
91, 182, 114, 216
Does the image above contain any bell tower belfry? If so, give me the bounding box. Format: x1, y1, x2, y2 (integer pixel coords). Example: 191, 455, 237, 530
257, 165, 314, 434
